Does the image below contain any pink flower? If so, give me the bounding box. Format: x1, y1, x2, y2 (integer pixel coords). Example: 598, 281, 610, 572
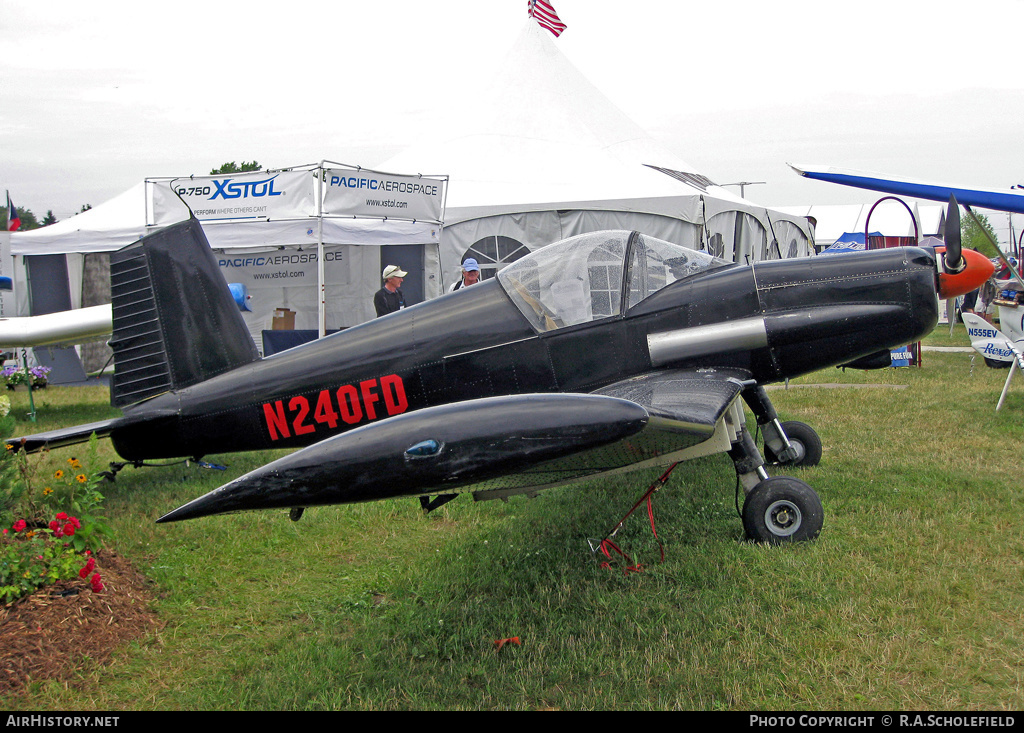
48, 520, 63, 538
69, 516, 81, 529
90, 573, 104, 593
12, 520, 26, 533
63, 523, 75, 537
55, 512, 68, 521
79, 558, 96, 579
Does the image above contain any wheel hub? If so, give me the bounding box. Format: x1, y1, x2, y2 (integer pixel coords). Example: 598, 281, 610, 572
764, 499, 802, 537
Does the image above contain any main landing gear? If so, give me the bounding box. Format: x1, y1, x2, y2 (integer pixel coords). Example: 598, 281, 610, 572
727, 384, 824, 544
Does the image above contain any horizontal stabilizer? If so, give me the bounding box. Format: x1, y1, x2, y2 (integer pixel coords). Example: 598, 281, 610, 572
158, 393, 649, 522
6, 418, 124, 454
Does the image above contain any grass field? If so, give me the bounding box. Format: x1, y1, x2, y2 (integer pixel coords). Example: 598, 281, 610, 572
3, 323, 1024, 710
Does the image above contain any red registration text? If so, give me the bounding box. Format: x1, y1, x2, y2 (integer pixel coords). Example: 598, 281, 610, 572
262, 374, 408, 441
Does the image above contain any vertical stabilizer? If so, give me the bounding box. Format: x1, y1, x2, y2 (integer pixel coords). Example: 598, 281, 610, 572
109, 218, 260, 408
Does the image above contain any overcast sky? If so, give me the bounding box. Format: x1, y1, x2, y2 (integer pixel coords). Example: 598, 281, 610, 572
3, 0, 1024, 239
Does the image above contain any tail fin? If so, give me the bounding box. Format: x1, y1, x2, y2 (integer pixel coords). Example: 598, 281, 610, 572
109, 218, 260, 408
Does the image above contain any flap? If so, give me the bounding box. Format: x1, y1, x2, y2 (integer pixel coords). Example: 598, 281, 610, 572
592, 368, 751, 431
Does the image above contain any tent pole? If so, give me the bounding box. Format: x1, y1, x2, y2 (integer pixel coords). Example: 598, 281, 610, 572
317, 164, 326, 338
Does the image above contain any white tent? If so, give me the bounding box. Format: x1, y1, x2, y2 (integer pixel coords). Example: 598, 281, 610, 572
378, 22, 815, 287
9, 164, 446, 342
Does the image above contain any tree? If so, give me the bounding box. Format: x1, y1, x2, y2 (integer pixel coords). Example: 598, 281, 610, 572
209, 161, 261, 175
0, 207, 40, 231
961, 209, 998, 252
42, 210, 57, 226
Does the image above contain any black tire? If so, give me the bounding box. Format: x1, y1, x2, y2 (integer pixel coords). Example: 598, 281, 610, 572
764, 420, 822, 467
742, 476, 823, 544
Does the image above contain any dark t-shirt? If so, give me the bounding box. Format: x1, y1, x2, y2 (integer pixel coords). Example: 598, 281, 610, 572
374, 287, 405, 317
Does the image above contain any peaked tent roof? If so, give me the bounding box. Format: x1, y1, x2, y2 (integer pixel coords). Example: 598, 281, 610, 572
11, 183, 149, 253
378, 22, 755, 223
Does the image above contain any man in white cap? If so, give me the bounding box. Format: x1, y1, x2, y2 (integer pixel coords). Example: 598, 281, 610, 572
448, 258, 482, 292
374, 264, 407, 317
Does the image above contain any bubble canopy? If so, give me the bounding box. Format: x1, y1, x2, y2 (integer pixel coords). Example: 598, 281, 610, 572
497, 230, 730, 332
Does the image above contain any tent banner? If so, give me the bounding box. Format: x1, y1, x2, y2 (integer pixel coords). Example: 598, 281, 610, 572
217, 247, 346, 290
150, 169, 316, 226
322, 168, 444, 222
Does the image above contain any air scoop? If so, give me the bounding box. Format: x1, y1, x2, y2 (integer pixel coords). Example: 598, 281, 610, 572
937, 194, 995, 298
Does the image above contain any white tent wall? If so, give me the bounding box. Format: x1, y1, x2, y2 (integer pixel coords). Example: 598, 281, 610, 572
438, 205, 706, 285
766, 216, 814, 259
0, 232, 13, 320
438, 197, 813, 285
219, 241, 441, 346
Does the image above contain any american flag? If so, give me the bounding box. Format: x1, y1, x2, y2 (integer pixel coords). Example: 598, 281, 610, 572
5, 192, 19, 232
528, 0, 567, 37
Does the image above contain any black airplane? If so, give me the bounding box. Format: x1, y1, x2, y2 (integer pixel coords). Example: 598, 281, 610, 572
8, 211, 992, 544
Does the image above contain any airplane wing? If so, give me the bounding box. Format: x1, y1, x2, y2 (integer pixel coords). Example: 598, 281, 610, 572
790, 163, 1024, 289
789, 163, 1024, 214
0, 304, 113, 349
157, 368, 751, 522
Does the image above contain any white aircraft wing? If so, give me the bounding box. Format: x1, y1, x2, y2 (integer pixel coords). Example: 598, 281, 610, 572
0, 304, 112, 349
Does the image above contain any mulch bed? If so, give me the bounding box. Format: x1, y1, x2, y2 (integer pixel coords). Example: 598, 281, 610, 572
0, 550, 162, 696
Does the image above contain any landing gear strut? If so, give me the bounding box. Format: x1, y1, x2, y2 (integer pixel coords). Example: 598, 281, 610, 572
727, 385, 824, 544
763, 420, 822, 467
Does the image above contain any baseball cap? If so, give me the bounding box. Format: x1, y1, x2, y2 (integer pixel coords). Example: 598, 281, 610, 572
382, 265, 407, 280
462, 258, 480, 272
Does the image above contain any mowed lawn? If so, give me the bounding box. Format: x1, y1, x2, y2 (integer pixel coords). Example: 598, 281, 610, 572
3, 324, 1023, 710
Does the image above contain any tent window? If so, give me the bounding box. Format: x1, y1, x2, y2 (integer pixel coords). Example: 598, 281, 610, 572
465, 236, 531, 281
625, 234, 729, 311
587, 244, 623, 318
767, 220, 809, 259
498, 231, 629, 332
706, 211, 767, 263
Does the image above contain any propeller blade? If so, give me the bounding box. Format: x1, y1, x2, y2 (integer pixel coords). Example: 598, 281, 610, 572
944, 194, 964, 273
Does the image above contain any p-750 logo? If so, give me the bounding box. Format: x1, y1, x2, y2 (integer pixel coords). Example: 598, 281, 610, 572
262, 374, 408, 442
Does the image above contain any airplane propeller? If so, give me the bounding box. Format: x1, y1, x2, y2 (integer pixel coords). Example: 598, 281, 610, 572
936, 194, 994, 300
943, 194, 965, 274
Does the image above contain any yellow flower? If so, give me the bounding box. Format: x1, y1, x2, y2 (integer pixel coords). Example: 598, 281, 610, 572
76, 474, 87, 484
67, 458, 81, 469
25, 530, 35, 539
53, 470, 64, 479
43, 487, 53, 495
